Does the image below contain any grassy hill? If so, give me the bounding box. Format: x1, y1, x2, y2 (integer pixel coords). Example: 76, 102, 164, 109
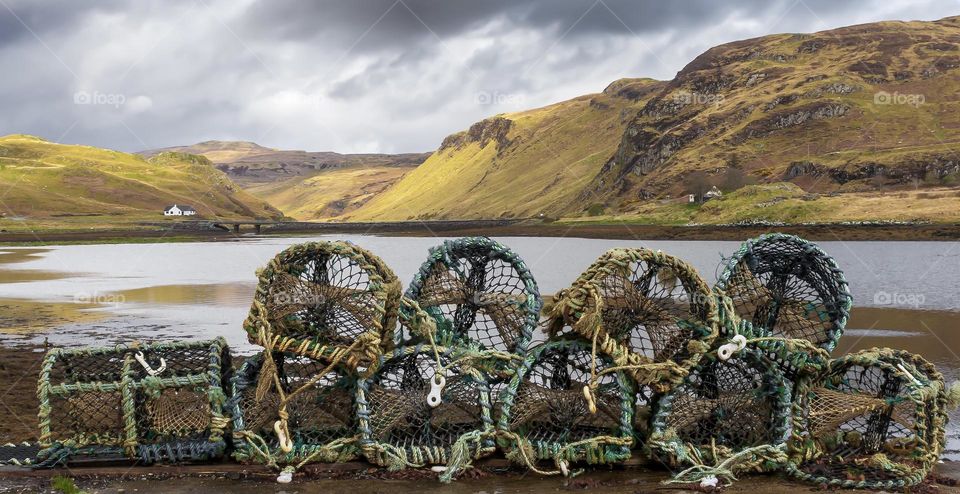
346, 78, 665, 220
348, 16, 960, 223
140, 140, 429, 221
246, 165, 412, 219
0, 134, 282, 230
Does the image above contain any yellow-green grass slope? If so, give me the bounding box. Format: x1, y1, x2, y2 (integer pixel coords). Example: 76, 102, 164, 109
0, 135, 282, 230
345, 79, 665, 221
247, 165, 411, 219
568, 182, 960, 225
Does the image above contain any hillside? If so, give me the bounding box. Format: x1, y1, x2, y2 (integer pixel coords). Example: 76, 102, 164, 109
346, 78, 665, 220
348, 16, 960, 222
0, 135, 282, 228
140, 140, 429, 186
245, 165, 411, 218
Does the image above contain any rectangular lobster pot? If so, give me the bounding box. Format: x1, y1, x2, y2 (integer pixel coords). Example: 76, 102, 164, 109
229, 351, 361, 469
36, 338, 231, 466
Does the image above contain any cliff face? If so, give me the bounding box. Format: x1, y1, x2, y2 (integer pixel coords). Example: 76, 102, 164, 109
584, 16, 960, 212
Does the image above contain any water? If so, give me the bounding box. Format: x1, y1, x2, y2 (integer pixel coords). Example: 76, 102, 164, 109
0, 236, 958, 349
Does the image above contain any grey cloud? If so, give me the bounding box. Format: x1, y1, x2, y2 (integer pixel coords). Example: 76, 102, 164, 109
0, 0, 956, 153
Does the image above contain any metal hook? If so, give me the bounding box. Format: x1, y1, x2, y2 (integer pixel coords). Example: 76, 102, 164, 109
135, 351, 166, 376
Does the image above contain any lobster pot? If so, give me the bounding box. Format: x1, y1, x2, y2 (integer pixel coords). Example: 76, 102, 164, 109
715, 234, 852, 360
788, 349, 948, 490
36, 338, 230, 466
547, 248, 717, 392
244, 241, 400, 367
229, 352, 359, 466
649, 348, 791, 472
357, 345, 495, 470
497, 340, 635, 473
403, 237, 541, 364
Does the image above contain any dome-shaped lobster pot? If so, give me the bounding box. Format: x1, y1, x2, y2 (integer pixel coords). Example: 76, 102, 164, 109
244, 241, 401, 367
547, 248, 718, 391
787, 349, 949, 490
497, 340, 635, 474
357, 345, 495, 470
715, 234, 851, 357
229, 352, 359, 467
649, 347, 791, 471
403, 237, 541, 360
36, 338, 231, 466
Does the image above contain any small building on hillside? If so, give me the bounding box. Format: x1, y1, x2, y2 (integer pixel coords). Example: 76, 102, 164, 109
704, 186, 723, 201
163, 204, 197, 216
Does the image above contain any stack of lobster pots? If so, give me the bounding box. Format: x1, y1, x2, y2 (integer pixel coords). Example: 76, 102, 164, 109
30, 234, 956, 490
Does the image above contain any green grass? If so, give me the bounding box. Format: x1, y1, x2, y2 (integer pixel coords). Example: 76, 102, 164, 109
51, 476, 86, 494
0, 135, 282, 221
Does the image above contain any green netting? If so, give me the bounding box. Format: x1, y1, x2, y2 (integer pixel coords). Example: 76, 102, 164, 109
356, 344, 495, 477
403, 237, 541, 364
229, 351, 359, 470
787, 348, 951, 490
36, 338, 230, 466
244, 241, 401, 368
496, 339, 635, 476
648, 346, 792, 485
546, 248, 718, 393
715, 233, 852, 356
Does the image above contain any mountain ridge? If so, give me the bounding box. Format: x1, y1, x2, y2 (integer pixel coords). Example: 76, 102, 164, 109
345, 15, 960, 223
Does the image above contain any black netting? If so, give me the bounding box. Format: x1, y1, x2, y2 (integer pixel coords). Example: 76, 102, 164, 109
592, 255, 713, 364
654, 350, 789, 458
231, 352, 357, 463
790, 351, 940, 488
500, 342, 634, 452
405, 238, 540, 356
37, 339, 230, 465
359, 346, 492, 466
716, 234, 850, 352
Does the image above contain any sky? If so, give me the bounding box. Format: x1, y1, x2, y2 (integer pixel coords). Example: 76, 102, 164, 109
0, 0, 958, 154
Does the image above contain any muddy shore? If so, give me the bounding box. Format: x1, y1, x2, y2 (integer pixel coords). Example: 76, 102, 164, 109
3, 221, 960, 244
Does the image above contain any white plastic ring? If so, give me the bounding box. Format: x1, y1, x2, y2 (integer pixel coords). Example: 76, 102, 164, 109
427, 373, 446, 408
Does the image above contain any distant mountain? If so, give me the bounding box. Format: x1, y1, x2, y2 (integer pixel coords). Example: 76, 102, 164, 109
139, 140, 429, 186
0, 135, 282, 222
346, 16, 960, 223
139, 140, 429, 220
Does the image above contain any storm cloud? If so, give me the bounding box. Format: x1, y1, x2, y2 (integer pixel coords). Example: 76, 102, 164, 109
0, 0, 956, 153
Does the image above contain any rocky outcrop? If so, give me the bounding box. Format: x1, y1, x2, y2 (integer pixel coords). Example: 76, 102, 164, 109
734, 102, 849, 142
439, 116, 513, 152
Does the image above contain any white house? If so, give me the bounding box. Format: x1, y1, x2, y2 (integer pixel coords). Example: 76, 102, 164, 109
704, 186, 723, 201
163, 204, 197, 216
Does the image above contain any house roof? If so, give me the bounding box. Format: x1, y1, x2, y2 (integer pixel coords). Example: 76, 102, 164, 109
164, 204, 197, 212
